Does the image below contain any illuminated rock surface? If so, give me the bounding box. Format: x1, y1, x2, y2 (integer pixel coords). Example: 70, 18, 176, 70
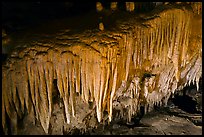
2, 3, 202, 135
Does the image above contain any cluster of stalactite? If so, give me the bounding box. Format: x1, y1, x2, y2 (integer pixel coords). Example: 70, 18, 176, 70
2, 3, 202, 134
191, 2, 202, 15
96, 2, 199, 13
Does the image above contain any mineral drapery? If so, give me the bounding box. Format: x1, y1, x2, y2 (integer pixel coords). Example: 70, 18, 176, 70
2, 3, 202, 134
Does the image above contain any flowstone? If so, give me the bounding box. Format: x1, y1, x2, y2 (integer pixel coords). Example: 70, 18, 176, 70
2, 3, 202, 135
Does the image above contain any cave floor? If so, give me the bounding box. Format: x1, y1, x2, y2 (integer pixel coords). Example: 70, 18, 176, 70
85, 107, 202, 135
17, 102, 202, 135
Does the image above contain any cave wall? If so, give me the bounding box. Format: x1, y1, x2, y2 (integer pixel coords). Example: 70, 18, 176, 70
1, 2, 202, 135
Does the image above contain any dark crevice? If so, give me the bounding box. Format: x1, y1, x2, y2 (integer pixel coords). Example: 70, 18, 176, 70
171, 95, 198, 114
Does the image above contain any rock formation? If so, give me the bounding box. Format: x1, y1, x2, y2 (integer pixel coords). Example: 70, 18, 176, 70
2, 2, 202, 135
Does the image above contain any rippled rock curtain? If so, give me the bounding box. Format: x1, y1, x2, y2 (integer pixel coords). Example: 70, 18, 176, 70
2, 2, 202, 134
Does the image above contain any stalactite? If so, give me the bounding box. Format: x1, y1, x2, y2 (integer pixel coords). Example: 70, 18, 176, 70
102, 63, 110, 111
2, 92, 7, 134
36, 54, 50, 134
164, 22, 169, 65
38, 68, 49, 134
22, 57, 31, 113
98, 64, 105, 122
1, 4, 202, 134
27, 58, 35, 108
125, 33, 133, 81
68, 56, 75, 117
80, 57, 85, 102
146, 30, 150, 62
169, 14, 175, 60
10, 69, 22, 118
159, 20, 164, 65
133, 39, 137, 69
173, 13, 181, 82
182, 17, 190, 67
109, 65, 118, 122
55, 58, 64, 99
2, 68, 8, 134
92, 61, 100, 122
44, 61, 54, 123
74, 57, 81, 94
191, 2, 202, 15
3, 67, 18, 134
87, 61, 94, 102
126, 2, 135, 12
83, 54, 89, 103
110, 2, 117, 11
15, 61, 25, 114
60, 52, 71, 124
143, 30, 148, 60
33, 62, 40, 122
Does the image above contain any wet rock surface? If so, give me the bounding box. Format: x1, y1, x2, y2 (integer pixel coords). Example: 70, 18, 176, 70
17, 104, 202, 135
2, 3, 202, 135
84, 104, 202, 135
17, 88, 202, 135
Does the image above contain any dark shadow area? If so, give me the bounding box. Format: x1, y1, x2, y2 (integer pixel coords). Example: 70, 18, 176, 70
172, 80, 202, 114
2, 1, 96, 33
172, 95, 198, 114
2, 2, 159, 34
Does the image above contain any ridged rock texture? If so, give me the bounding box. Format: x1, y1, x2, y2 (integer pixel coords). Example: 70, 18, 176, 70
2, 3, 202, 134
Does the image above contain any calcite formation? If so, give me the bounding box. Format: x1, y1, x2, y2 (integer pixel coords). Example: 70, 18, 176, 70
2, 3, 202, 134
